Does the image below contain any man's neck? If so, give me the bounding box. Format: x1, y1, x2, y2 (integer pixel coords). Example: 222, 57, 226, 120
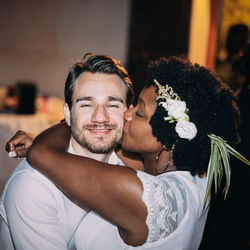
70, 137, 112, 163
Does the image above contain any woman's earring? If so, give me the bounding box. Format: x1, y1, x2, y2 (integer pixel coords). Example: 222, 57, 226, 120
155, 162, 169, 174
156, 145, 167, 161
155, 145, 174, 174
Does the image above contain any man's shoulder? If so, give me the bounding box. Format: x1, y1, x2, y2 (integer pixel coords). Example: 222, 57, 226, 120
11, 158, 34, 173
3, 159, 51, 189
0, 159, 59, 209
0, 159, 62, 224
108, 151, 125, 166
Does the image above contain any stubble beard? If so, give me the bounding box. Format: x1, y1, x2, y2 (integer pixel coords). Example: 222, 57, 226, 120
70, 117, 122, 154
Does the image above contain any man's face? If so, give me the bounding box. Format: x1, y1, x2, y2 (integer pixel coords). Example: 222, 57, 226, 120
64, 72, 127, 154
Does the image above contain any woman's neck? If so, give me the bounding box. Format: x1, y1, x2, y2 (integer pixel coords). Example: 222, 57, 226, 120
142, 151, 177, 176
141, 153, 159, 176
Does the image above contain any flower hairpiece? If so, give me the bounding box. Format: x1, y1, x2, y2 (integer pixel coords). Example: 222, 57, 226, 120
154, 79, 197, 140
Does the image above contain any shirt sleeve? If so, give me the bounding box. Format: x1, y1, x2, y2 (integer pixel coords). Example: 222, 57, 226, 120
0, 216, 15, 250
136, 171, 187, 243
3, 172, 68, 250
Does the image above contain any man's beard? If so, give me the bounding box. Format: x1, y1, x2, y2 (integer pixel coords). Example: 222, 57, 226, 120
70, 117, 122, 154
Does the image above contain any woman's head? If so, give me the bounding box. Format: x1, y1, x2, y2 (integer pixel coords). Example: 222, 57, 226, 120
147, 56, 240, 175
123, 56, 240, 176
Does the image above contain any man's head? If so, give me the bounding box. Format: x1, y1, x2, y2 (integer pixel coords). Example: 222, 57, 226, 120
64, 54, 134, 154
64, 53, 133, 110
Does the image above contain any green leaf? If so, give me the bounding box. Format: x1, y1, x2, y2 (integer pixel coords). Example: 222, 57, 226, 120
213, 138, 231, 199
204, 141, 216, 205
213, 145, 221, 193
204, 134, 249, 206
217, 152, 223, 190
226, 144, 250, 165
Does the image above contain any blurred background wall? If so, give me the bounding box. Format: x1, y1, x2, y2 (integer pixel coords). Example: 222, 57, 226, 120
0, 0, 131, 98
1, 0, 250, 99
0, 0, 215, 101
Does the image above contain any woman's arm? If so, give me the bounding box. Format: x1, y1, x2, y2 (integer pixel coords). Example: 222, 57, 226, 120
27, 122, 148, 246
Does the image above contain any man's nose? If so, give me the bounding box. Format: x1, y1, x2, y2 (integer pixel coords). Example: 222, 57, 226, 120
91, 105, 110, 123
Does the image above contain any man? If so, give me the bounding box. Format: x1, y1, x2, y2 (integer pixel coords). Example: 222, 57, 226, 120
0, 54, 135, 249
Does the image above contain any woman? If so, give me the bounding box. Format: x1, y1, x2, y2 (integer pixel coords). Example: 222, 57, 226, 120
22, 57, 245, 249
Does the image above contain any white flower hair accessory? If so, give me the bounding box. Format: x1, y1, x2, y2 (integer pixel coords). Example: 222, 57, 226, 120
154, 79, 197, 140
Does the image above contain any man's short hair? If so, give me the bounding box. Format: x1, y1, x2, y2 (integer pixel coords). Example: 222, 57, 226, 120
64, 53, 134, 109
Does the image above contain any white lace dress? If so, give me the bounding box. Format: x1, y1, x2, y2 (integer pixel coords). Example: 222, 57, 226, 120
75, 170, 209, 250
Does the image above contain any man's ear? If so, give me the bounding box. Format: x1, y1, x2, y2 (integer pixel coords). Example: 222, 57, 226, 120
63, 103, 71, 126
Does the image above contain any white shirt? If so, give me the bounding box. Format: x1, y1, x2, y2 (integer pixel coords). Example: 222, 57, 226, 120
75, 171, 209, 250
0, 144, 123, 250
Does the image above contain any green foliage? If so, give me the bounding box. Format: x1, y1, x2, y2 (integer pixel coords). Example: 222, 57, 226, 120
204, 134, 250, 206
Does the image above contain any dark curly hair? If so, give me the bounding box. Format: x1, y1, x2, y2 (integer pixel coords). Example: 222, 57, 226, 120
145, 56, 240, 176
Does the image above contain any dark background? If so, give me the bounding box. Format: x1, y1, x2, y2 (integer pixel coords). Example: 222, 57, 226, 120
127, 0, 191, 103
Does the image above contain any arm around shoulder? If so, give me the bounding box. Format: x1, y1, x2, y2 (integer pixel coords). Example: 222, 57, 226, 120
27, 121, 149, 246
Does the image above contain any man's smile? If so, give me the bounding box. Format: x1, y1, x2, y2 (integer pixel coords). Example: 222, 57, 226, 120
82, 123, 117, 136
88, 128, 112, 135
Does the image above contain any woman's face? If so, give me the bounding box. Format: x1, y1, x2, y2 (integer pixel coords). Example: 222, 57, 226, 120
122, 85, 162, 154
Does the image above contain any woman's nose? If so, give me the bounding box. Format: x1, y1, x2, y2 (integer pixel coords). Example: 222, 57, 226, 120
124, 105, 133, 122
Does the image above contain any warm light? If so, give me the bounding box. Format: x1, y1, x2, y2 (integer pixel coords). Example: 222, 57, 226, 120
188, 0, 210, 66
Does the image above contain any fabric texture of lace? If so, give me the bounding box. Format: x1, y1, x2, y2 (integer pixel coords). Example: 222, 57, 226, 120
137, 171, 187, 243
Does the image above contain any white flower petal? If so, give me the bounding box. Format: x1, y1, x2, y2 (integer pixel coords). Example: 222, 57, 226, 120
175, 121, 197, 140
168, 101, 186, 120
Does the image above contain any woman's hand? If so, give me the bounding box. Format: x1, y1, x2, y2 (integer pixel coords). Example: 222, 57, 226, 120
6, 130, 36, 158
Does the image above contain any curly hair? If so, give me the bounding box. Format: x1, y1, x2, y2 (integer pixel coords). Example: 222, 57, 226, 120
145, 56, 240, 176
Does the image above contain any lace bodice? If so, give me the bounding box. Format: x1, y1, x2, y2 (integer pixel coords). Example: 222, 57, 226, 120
137, 171, 188, 243
74, 171, 208, 250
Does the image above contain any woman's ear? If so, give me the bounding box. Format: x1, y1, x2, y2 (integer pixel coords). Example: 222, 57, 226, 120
63, 103, 71, 126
